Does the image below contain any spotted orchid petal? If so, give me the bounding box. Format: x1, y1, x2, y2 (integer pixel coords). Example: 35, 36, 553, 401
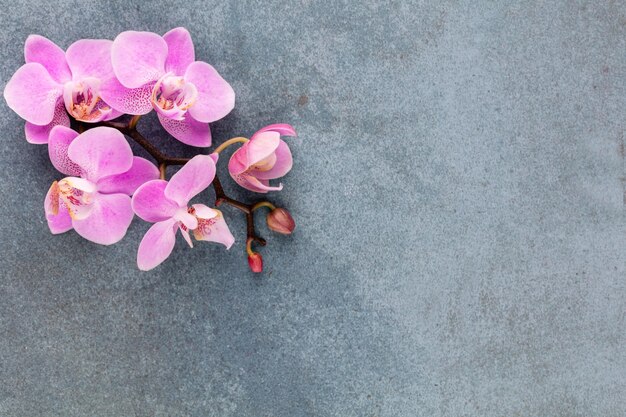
163, 27, 195, 76
137, 218, 179, 271
157, 112, 211, 147
191, 205, 234, 249
48, 126, 81, 176
3, 63, 63, 125
131, 180, 179, 222
25, 99, 70, 144
164, 154, 216, 207
111, 31, 167, 88
24, 35, 71, 84
97, 157, 160, 196
67, 126, 133, 182
184, 61, 235, 123
100, 78, 155, 115
72, 192, 133, 245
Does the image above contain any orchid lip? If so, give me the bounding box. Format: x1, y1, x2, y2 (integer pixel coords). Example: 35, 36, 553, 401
150, 72, 198, 120
54, 177, 97, 220
63, 77, 112, 122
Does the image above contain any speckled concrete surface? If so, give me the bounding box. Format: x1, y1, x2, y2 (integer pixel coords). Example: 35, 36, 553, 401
0, 1, 625, 416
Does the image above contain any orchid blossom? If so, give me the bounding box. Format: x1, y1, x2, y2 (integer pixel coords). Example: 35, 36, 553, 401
228, 124, 297, 193
104, 28, 235, 147
45, 126, 159, 245
5, 29, 298, 273
131, 154, 235, 271
3, 35, 123, 144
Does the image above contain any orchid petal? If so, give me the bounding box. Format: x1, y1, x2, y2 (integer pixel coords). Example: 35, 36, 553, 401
48, 126, 80, 176
157, 112, 211, 147
100, 78, 154, 115
97, 157, 160, 196
253, 123, 297, 138
137, 218, 178, 271
163, 27, 195, 76
174, 209, 198, 230
24, 35, 71, 84
234, 174, 283, 193
111, 31, 167, 88
192, 207, 234, 249
65, 39, 114, 80
249, 140, 293, 180
191, 204, 217, 220
164, 154, 216, 206
185, 61, 235, 123
44, 182, 73, 234
72, 193, 133, 245
67, 126, 133, 182
25, 98, 70, 144
131, 180, 179, 222
3, 63, 62, 125
228, 131, 281, 175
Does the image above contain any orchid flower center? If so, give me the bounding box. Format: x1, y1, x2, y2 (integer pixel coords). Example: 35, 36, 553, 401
63, 77, 112, 123
250, 153, 277, 172
52, 177, 97, 220
151, 73, 198, 120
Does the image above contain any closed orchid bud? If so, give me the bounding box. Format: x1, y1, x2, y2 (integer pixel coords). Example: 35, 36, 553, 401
248, 252, 263, 273
267, 208, 295, 234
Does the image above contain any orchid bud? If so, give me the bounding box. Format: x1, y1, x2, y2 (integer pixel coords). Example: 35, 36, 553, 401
267, 208, 295, 234
248, 252, 263, 273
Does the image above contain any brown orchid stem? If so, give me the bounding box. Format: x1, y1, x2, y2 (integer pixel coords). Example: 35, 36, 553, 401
82, 119, 268, 250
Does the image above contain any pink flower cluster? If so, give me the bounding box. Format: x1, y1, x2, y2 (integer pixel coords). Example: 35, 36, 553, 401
4, 28, 297, 272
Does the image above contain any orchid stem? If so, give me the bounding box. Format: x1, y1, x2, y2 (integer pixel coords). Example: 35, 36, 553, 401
81, 120, 271, 261
159, 163, 167, 180
128, 114, 141, 130
252, 201, 276, 212
213, 137, 248, 154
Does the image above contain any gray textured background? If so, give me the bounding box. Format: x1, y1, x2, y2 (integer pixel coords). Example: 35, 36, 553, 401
0, 1, 625, 416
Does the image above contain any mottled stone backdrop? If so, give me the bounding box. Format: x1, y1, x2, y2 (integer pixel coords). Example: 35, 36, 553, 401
0, 1, 625, 416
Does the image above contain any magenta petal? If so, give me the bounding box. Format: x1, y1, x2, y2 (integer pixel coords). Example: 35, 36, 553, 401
163, 27, 195, 76
184, 61, 235, 123
97, 157, 160, 196
100, 78, 154, 115
250, 140, 293, 180
48, 126, 81, 176
137, 218, 178, 271
131, 180, 179, 222
44, 184, 72, 234
192, 206, 234, 249
234, 174, 283, 193
3, 63, 62, 125
67, 127, 133, 182
24, 35, 71, 84
253, 123, 297, 138
111, 31, 167, 88
165, 154, 216, 206
25, 98, 70, 144
158, 112, 211, 147
65, 39, 114, 81
72, 193, 133, 245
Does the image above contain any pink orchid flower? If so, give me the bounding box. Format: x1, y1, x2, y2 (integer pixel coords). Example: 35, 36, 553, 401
228, 124, 297, 193
105, 28, 235, 147
131, 154, 235, 271
3, 35, 123, 144
45, 126, 159, 245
